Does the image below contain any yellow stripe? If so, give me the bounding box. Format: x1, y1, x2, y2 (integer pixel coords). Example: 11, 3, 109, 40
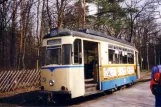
101, 67, 104, 81
102, 74, 136, 82
101, 64, 136, 81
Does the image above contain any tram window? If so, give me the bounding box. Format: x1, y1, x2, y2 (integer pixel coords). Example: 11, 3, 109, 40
108, 49, 114, 64
46, 47, 61, 65
123, 55, 127, 64
119, 53, 123, 64
122, 51, 127, 64
62, 44, 72, 65
127, 53, 134, 64
41, 47, 46, 66
74, 39, 82, 64
114, 54, 119, 64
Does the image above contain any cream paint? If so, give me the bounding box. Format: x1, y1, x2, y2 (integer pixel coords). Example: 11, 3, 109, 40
43, 35, 137, 53
42, 36, 74, 46
68, 67, 85, 98
100, 42, 109, 65
41, 66, 85, 98
134, 51, 136, 65
41, 68, 68, 91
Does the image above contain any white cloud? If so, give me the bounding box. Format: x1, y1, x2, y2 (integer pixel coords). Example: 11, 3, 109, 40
86, 3, 97, 15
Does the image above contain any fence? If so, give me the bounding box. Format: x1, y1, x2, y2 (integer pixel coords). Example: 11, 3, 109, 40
0, 69, 40, 97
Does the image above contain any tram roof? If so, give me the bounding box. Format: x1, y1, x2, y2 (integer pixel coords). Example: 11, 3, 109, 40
43, 28, 135, 48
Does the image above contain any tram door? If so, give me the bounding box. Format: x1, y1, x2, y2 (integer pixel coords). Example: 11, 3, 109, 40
83, 40, 100, 93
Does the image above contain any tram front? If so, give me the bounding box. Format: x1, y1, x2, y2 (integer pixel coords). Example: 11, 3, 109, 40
40, 29, 73, 102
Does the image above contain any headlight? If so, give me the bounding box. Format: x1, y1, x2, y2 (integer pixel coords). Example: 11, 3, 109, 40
49, 80, 54, 86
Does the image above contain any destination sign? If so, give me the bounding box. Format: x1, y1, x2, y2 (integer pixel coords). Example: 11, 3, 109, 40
50, 28, 58, 37
47, 39, 61, 45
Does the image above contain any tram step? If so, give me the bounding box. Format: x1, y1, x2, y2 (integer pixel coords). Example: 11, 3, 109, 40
85, 83, 97, 92
85, 83, 97, 88
85, 78, 94, 83
85, 86, 97, 92
84, 90, 103, 96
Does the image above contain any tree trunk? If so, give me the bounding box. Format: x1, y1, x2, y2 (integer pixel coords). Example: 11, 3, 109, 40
22, 38, 26, 69
10, 0, 17, 68
36, 0, 40, 45
18, 0, 24, 69
129, 14, 133, 43
82, 0, 86, 29
146, 43, 149, 71
58, 10, 63, 30
2, 35, 4, 68
56, 0, 65, 31
154, 45, 156, 65
140, 46, 142, 71
46, 0, 52, 30
39, 0, 45, 42
36, 0, 40, 70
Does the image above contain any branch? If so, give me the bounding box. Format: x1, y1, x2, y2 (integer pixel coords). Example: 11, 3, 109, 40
0, 0, 8, 4
157, 0, 161, 5
132, 1, 152, 22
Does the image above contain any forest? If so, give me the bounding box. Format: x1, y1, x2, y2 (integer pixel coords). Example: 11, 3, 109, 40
0, 0, 161, 70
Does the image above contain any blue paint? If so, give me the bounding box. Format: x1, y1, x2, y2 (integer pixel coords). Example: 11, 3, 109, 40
101, 75, 137, 91
41, 65, 84, 72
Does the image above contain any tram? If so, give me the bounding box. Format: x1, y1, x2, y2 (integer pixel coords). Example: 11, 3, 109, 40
40, 28, 140, 101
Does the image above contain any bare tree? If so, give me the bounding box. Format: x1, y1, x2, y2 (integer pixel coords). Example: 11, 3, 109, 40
10, 0, 17, 68
82, 0, 86, 29
0, 0, 12, 68
0, 0, 8, 4
124, 0, 159, 43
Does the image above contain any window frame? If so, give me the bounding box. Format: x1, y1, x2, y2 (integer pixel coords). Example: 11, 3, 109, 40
108, 44, 134, 64
62, 44, 72, 65
45, 46, 62, 65
73, 39, 82, 64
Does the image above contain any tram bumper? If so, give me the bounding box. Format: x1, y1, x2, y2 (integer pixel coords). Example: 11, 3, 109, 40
38, 90, 71, 102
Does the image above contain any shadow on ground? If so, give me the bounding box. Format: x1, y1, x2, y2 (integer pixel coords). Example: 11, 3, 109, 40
0, 84, 136, 107
0, 91, 50, 106
0, 90, 114, 107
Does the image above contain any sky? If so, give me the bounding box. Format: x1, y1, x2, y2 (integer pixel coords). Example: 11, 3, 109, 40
86, 3, 97, 15
156, 6, 161, 22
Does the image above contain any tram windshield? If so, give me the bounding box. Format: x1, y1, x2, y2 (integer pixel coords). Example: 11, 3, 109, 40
45, 46, 61, 65
42, 44, 72, 65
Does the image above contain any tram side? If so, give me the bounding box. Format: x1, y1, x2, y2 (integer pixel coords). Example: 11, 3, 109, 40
99, 41, 138, 91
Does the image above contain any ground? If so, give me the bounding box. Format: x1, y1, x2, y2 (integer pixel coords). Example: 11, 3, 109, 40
70, 81, 154, 107
0, 71, 153, 107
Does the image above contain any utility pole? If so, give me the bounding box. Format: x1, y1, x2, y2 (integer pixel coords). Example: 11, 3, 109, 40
82, 0, 86, 29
